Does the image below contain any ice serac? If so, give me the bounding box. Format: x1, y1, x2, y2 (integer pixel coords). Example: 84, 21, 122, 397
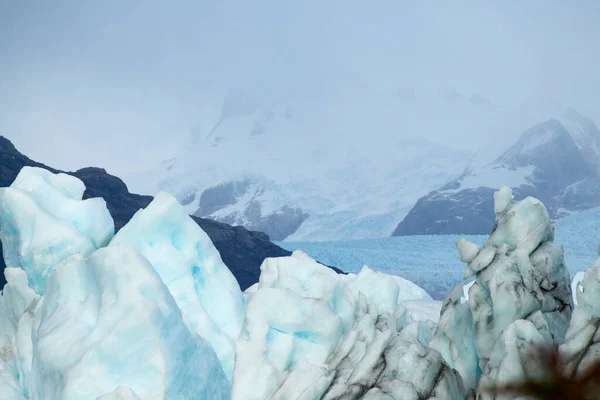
232, 251, 466, 399
478, 320, 553, 400
0, 168, 232, 399
0, 369, 26, 400
110, 191, 245, 381
430, 284, 479, 393
560, 252, 600, 376
0, 167, 114, 294
390, 275, 433, 303
6, 245, 230, 400
457, 186, 572, 396
2, 267, 40, 330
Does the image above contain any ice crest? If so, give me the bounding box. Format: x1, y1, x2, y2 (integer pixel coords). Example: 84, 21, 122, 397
2, 268, 40, 329
29, 246, 230, 399
0, 169, 232, 399
0, 167, 114, 294
448, 187, 572, 397
457, 238, 480, 263
110, 191, 245, 381
560, 256, 600, 376
3, 167, 593, 399
478, 320, 553, 400
0, 245, 231, 400
232, 251, 466, 399
493, 185, 514, 216
430, 284, 479, 392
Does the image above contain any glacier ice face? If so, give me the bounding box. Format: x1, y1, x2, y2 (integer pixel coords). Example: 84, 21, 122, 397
234, 287, 344, 400
342, 265, 433, 312
1, 268, 40, 330
372, 336, 466, 400
109, 191, 245, 381
390, 275, 433, 304
492, 186, 514, 215
344, 265, 401, 315
232, 251, 352, 399
232, 251, 466, 400
478, 319, 553, 400
466, 187, 572, 371
97, 387, 141, 400
0, 169, 235, 399
0, 368, 26, 400
560, 255, 600, 377
0, 167, 114, 294
446, 186, 572, 397
430, 284, 479, 393
18, 245, 229, 400
487, 189, 554, 254
394, 300, 442, 330
8, 166, 594, 399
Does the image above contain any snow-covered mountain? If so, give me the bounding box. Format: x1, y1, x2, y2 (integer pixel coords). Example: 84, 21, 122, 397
0, 136, 299, 291
135, 86, 563, 242
5, 168, 599, 399
393, 109, 600, 236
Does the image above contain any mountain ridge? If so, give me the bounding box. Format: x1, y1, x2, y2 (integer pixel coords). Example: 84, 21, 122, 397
0, 136, 345, 290
393, 112, 600, 236
139, 86, 578, 242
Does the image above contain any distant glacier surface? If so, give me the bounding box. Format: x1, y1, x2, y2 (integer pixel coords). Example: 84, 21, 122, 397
278, 207, 600, 299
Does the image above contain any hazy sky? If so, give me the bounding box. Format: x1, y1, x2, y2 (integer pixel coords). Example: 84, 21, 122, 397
2, 0, 600, 177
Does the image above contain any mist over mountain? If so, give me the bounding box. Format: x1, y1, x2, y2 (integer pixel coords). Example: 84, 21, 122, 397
3, 0, 600, 180
134, 87, 595, 242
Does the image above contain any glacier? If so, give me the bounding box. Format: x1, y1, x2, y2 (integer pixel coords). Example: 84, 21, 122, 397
0, 168, 233, 399
461, 186, 572, 398
279, 200, 598, 300
3, 166, 600, 399
130, 86, 575, 244
0, 167, 466, 399
109, 192, 245, 381
233, 252, 465, 399
26, 246, 230, 399
429, 284, 479, 393
560, 251, 600, 377
0, 167, 114, 294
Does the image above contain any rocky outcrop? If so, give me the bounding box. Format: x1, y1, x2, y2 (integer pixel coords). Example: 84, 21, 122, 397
393, 111, 600, 236
193, 179, 310, 241
195, 179, 252, 217
0, 136, 326, 291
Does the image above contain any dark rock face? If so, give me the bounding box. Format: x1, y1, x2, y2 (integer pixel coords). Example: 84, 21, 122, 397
249, 205, 309, 241
393, 185, 496, 236
194, 179, 310, 241
189, 216, 291, 290
393, 117, 600, 236
73, 166, 154, 231
0, 136, 340, 291
195, 179, 252, 217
